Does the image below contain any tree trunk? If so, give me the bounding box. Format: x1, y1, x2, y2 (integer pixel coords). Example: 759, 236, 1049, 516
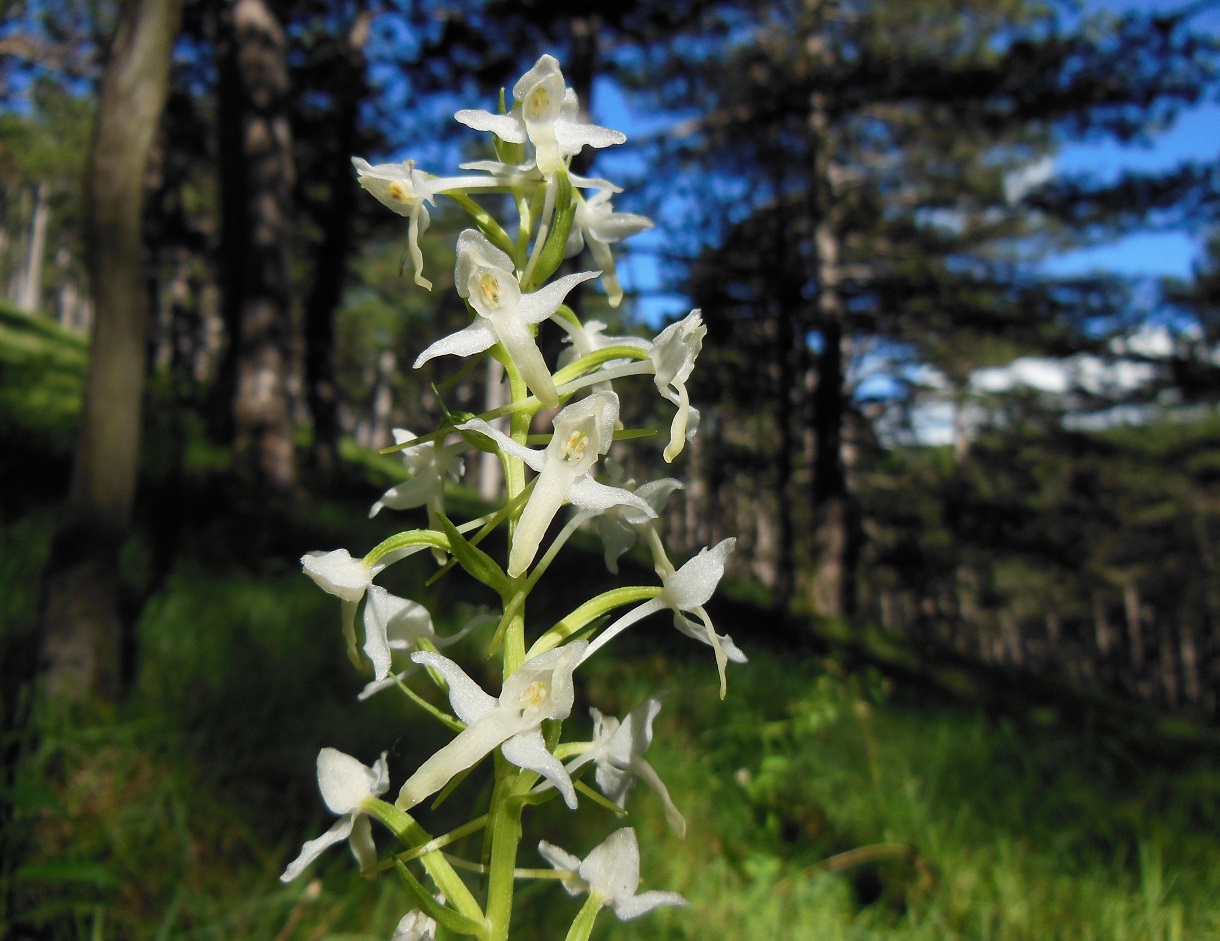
805, 35, 859, 620
215, 0, 297, 491
303, 12, 370, 481
37, 0, 184, 702
17, 182, 49, 313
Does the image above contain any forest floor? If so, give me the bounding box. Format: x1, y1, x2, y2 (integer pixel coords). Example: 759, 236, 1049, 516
3, 303, 1219, 941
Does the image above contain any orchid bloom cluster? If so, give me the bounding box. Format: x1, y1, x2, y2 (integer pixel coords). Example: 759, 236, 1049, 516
285, 55, 742, 941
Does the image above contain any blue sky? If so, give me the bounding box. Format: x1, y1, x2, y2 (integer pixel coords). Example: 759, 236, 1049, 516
596, 0, 1220, 325
1046, 0, 1220, 279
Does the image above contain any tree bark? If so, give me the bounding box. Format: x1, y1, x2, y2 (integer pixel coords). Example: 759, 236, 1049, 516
805, 17, 860, 621
303, 12, 370, 480
214, 0, 297, 492
17, 182, 49, 313
37, 0, 184, 702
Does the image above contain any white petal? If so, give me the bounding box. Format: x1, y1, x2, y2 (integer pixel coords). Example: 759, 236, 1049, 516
568, 477, 656, 515
317, 747, 385, 814
411, 651, 497, 724
413, 322, 497, 368
396, 710, 524, 810
454, 109, 525, 142
502, 728, 577, 808
301, 549, 371, 603
456, 417, 545, 471
612, 890, 689, 921
537, 841, 585, 896
280, 814, 355, 882
514, 270, 601, 325
580, 828, 640, 901
392, 909, 438, 941
348, 812, 378, 871
663, 538, 736, 610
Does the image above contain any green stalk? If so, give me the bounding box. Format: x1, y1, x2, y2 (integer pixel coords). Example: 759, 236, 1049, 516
484, 767, 525, 941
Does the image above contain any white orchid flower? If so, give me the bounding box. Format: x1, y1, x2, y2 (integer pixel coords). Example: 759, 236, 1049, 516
538, 829, 688, 921
370, 428, 465, 529
413, 229, 597, 408
458, 391, 655, 578
592, 463, 684, 575
566, 189, 654, 307
281, 748, 389, 882
391, 909, 437, 941
352, 158, 437, 289
566, 697, 686, 837
580, 538, 745, 697
649, 310, 706, 462
455, 55, 625, 177
359, 601, 491, 703
396, 642, 588, 811
302, 548, 378, 667
361, 585, 436, 686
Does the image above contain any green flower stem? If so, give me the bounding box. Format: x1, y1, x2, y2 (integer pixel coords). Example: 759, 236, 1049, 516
362, 799, 485, 924
563, 894, 603, 941
364, 530, 450, 569
447, 191, 515, 259
387, 814, 489, 868
484, 765, 525, 941
527, 585, 662, 658
521, 178, 557, 287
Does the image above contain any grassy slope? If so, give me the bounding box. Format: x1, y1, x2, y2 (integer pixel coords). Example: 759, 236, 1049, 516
2, 305, 1218, 941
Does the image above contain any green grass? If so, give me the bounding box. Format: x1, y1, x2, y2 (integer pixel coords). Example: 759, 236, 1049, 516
3, 312, 1219, 940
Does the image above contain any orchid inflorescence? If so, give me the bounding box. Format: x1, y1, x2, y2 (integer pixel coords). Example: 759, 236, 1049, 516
285, 54, 742, 941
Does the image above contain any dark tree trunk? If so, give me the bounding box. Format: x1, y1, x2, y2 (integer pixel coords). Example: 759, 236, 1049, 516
303, 12, 370, 480
36, 0, 184, 704
214, 0, 297, 492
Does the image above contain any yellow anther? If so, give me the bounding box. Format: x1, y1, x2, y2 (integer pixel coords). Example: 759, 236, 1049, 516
525, 87, 551, 120
559, 430, 588, 463
520, 681, 548, 709
479, 273, 503, 307
386, 181, 408, 201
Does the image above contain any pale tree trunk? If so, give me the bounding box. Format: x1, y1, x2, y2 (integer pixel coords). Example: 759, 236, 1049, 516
215, 0, 297, 491
17, 182, 49, 313
37, 0, 185, 703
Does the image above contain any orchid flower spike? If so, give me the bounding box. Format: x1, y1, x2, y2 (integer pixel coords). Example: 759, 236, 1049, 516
567, 696, 687, 836
649, 310, 707, 462
459, 391, 655, 578
396, 642, 588, 811
580, 538, 745, 697
566, 189, 654, 307
455, 54, 626, 177
352, 158, 436, 289
281, 749, 389, 882
413, 229, 597, 407
538, 829, 688, 921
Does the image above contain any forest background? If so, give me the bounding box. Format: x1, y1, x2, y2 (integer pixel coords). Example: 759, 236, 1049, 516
2, 0, 1220, 938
